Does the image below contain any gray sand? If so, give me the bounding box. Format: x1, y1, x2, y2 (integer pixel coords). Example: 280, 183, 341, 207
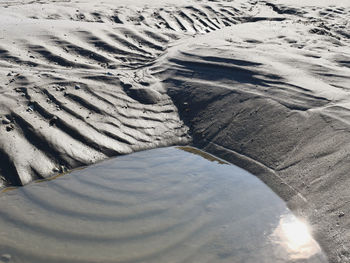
0, 0, 350, 261
0, 147, 328, 263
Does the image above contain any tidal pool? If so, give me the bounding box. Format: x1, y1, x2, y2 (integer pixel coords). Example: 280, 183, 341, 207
0, 146, 327, 263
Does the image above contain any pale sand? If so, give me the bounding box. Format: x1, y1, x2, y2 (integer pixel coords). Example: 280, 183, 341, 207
0, 0, 350, 261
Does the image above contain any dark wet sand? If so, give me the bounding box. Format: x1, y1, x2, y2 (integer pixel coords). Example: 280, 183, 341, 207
0, 147, 327, 263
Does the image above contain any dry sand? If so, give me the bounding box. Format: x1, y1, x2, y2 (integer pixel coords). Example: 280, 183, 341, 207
1, 0, 350, 262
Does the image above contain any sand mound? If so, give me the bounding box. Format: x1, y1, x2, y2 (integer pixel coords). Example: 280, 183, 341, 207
0, 0, 263, 186
157, 6, 350, 262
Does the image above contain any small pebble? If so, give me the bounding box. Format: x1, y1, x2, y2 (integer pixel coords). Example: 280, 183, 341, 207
339, 212, 345, 218
75, 85, 80, 90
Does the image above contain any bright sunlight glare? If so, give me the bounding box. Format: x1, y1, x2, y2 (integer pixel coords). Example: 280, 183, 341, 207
271, 214, 321, 260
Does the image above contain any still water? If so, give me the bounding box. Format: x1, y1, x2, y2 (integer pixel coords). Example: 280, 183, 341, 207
0, 146, 327, 263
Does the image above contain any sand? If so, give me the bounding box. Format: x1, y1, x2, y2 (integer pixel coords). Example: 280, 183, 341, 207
0, 0, 350, 261
0, 147, 328, 262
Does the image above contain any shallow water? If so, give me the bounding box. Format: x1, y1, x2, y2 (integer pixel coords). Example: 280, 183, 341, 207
0, 146, 327, 263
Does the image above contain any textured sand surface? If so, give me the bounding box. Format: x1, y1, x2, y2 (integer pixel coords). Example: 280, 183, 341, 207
1, 0, 350, 261
0, 147, 328, 263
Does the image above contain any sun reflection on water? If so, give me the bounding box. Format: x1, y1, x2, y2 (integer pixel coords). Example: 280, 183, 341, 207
271, 214, 322, 260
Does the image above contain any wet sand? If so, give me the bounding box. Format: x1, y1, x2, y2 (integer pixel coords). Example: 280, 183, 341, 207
0, 0, 350, 261
0, 147, 327, 263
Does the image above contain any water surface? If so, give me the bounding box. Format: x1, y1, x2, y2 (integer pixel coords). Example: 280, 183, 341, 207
0, 146, 327, 263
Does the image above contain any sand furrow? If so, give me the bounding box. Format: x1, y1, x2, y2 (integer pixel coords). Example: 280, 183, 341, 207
27, 44, 93, 69
50, 37, 113, 66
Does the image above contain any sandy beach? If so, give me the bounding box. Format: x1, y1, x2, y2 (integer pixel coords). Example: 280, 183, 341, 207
1, 0, 350, 261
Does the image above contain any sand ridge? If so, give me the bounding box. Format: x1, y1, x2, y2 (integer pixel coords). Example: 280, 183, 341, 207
158, 8, 350, 262
0, 0, 282, 185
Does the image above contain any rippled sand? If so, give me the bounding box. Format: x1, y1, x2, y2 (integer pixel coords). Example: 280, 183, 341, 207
0, 147, 327, 263
1, 0, 350, 261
